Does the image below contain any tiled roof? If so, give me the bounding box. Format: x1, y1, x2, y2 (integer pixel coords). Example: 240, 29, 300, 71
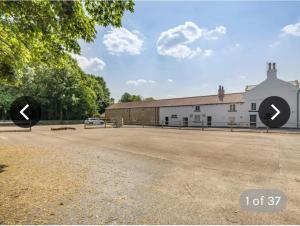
107, 92, 245, 109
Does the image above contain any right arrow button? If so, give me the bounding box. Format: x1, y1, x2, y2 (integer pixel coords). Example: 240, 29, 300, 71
259, 96, 290, 128
271, 104, 280, 120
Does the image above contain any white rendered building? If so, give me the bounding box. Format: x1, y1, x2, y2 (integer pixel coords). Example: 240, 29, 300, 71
159, 63, 300, 128
106, 63, 300, 128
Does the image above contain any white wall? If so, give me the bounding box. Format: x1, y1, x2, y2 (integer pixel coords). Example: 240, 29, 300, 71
159, 75, 300, 128
243, 77, 300, 128
159, 103, 245, 127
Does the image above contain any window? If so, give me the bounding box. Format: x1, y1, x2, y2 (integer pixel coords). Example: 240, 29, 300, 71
251, 103, 256, 111
229, 104, 236, 112
171, 114, 177, 118
194, 115, 201, 122
195, 105, 200, 111
228, 116, 235, 124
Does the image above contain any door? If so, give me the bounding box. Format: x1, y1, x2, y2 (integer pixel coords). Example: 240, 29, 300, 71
165, 116, 169, 125
250, 115, 257, 128
207, 116, 212, 127
182, 117, 188, 127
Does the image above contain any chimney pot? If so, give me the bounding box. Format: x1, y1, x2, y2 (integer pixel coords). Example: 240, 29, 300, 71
268, 62, 272, 70
218, 85, 225, 101
267, 62, 277, 79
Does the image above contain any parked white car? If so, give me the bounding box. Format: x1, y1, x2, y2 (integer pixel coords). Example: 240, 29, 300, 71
84, 118, 104, 125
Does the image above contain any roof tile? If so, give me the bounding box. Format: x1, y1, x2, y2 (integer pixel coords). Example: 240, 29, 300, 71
107, 92, 245, 109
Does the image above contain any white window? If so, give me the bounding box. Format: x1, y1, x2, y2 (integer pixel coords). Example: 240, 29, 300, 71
195, 105, 200, 111
251, 103, 256, 111
229, 104, 236, 112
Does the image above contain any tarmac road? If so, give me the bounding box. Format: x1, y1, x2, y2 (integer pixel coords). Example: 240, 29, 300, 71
0, 125, 300, 224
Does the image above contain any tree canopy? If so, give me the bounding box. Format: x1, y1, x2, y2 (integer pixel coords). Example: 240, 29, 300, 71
0, 0, 134, 81
0, 57, 111, 120
119, 92, 155, 103
0, 0, 135, 120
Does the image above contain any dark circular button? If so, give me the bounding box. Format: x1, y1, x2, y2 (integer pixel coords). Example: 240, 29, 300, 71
9, 96, 41, 128
258, 96, 290, 128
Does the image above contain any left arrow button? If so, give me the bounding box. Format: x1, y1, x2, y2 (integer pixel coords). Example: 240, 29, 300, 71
9, 96, 41, 128
20, 104, 29, 120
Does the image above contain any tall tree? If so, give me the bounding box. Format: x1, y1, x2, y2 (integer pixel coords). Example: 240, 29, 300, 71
0, 0, 134, 81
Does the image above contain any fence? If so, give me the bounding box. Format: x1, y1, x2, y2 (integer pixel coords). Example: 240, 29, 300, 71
121, 119, 300, 133
0, 121, 32, 132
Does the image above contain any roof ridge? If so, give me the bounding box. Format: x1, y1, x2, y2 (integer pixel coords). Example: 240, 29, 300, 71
113, 92, 245, 105
156, 92, 245, 101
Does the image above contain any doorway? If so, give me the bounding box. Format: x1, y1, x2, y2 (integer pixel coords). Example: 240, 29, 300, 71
250, 115, 257, 128
182, 117, 188, 127
165, 116, 169, 125
207, 116, 212, 127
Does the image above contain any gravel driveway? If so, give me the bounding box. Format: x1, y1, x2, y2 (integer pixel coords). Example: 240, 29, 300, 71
0, 125, 300, 224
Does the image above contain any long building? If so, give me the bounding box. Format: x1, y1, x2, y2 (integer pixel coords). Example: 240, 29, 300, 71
106, 63, 300, 128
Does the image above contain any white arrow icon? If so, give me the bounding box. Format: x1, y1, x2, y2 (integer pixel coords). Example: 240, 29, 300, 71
20, 104, 29, 120
271, 104, 280, 120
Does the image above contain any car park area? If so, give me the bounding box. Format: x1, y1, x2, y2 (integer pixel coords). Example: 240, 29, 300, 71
0, 126, 300, 224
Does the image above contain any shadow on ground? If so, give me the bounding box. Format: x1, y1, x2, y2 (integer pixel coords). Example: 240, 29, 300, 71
0, 164, 8, 173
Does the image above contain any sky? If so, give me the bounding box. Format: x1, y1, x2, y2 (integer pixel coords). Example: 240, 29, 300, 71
74, 1, 300, 101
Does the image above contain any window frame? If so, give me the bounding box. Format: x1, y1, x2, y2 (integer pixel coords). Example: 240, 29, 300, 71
195, 105, 200, 112
229, 104, 236, 112
251, 102, 256, 111
171, 114, 178, 118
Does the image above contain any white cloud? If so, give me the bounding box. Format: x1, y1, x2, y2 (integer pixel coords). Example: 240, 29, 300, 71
103, 28, 143, 55
167, 79, 173, 82
203, 26, 227, 40
156, 21, 226, 59
238, 75, 246, 80
126, 79, 156, 86
269, 41, 280, 48
148, 80, 156, 84
281, 22, 300, 36
71, 54, 105, 72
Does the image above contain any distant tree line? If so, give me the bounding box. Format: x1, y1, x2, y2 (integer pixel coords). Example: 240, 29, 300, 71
119, 92, 155, 103
0, 58, 111, 120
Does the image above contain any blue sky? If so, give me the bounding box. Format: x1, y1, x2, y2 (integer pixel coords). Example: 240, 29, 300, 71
74, 1, 300, 101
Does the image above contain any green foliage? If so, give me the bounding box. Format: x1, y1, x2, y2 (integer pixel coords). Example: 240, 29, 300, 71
119, 92, 142, 103
0, 0, 134, 81
0, 57, 112, 120
144, 97, 155, 101
0, 0, 135, 120
0, 84, 18, 120
119, 93, 155, 103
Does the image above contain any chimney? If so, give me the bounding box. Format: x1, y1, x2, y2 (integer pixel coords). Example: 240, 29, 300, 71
218, 85, 225, 101
267, 62, 277, 79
